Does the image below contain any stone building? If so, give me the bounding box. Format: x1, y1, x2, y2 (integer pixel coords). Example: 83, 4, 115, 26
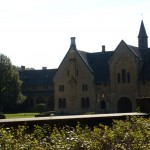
54, 20, 150, 114
19, 67, 57, 111
20, 20, 150, 114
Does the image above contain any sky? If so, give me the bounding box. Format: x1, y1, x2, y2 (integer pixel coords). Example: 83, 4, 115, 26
0, 0, 150, 69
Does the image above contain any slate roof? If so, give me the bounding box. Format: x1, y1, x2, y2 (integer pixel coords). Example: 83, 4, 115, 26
128, 45, 142, 60
139, 48, 150, 80
77, 42, 150, 82
19, 69, 57, 86
77, 50, 114, 83
138, 20, 148, 38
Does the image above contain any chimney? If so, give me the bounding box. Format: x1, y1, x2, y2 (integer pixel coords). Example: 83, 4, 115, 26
21, 66, 25, 71
102, 45, 105, 52
70, 37, 76, 49
42, 67, 47, 70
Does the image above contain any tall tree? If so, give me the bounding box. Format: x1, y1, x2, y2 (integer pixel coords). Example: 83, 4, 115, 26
0, 54, 26, 112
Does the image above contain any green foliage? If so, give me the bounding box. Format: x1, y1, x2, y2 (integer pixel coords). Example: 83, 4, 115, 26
0, 116, 150, 149
0, 54, 26, 112
0, 112, 5, 119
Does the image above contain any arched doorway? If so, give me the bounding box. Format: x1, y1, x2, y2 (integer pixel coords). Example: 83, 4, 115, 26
117, 97, 132, 113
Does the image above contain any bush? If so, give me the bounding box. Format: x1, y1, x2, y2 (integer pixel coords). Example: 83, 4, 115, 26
0, 112, 5, 119
0, 116, 150, 149
35, 103, 46, 113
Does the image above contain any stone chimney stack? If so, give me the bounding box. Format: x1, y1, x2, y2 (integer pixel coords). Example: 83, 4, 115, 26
102, 45, 105, 52
21, 66, 25, 71
70, 37, 76, 49
42, 67, 47, 70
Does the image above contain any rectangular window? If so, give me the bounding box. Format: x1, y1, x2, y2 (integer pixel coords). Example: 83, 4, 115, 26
58, 98, 62, 108
62, 98, 66, 108
59, 85, 64, 92
81, 98, 85, 108
44, 85, 49, 89
127, 72, 130, 83
81, 97, 89, 109
86, 98, 89, 108
82, 84, 88, 91
76, 70, 78, 76
122, 69, 126, 83
117, 73, 120, 83
32, 85, 37, 90
58, 98, 66, 109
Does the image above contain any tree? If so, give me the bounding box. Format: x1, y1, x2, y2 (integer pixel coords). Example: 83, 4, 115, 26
0, 54, 26, 112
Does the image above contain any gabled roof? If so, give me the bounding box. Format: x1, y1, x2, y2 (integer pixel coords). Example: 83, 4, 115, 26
128, 45, 142, 60
77, 50, 93, 73
19, 69, 57, 85
77, 50, 113, 83
113, 40, 142, 60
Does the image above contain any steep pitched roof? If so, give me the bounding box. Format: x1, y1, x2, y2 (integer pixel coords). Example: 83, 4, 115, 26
77, 50, 93, 73
19, 69, 57, 85
139, 48, 150, 80
138, 20, 148, 38
114, 40, 142, 60
128, 45, 142, 60
87, 51, 113, 83
77, 50, 113, 83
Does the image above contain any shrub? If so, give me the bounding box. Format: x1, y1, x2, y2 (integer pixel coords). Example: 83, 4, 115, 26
0, 112, 5, 119
0, 116, 150, 149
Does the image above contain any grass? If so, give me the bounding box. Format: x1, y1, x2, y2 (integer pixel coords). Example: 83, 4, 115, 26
5, 113, 39, 119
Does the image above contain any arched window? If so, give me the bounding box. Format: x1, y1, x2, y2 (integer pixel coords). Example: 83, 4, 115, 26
100, 100, 106, 109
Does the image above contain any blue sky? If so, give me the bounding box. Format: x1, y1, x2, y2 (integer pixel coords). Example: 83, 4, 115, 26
0, 0, 150, 69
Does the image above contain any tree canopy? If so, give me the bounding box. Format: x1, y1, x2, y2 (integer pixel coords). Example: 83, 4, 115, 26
0, 54, 26, 112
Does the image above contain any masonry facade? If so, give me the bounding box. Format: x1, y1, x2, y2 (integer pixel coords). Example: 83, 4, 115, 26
19, 67, 57, 111
20, 20, 150, 114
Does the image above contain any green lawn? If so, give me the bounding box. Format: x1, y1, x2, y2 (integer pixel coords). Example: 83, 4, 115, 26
5, 113, 39, 119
